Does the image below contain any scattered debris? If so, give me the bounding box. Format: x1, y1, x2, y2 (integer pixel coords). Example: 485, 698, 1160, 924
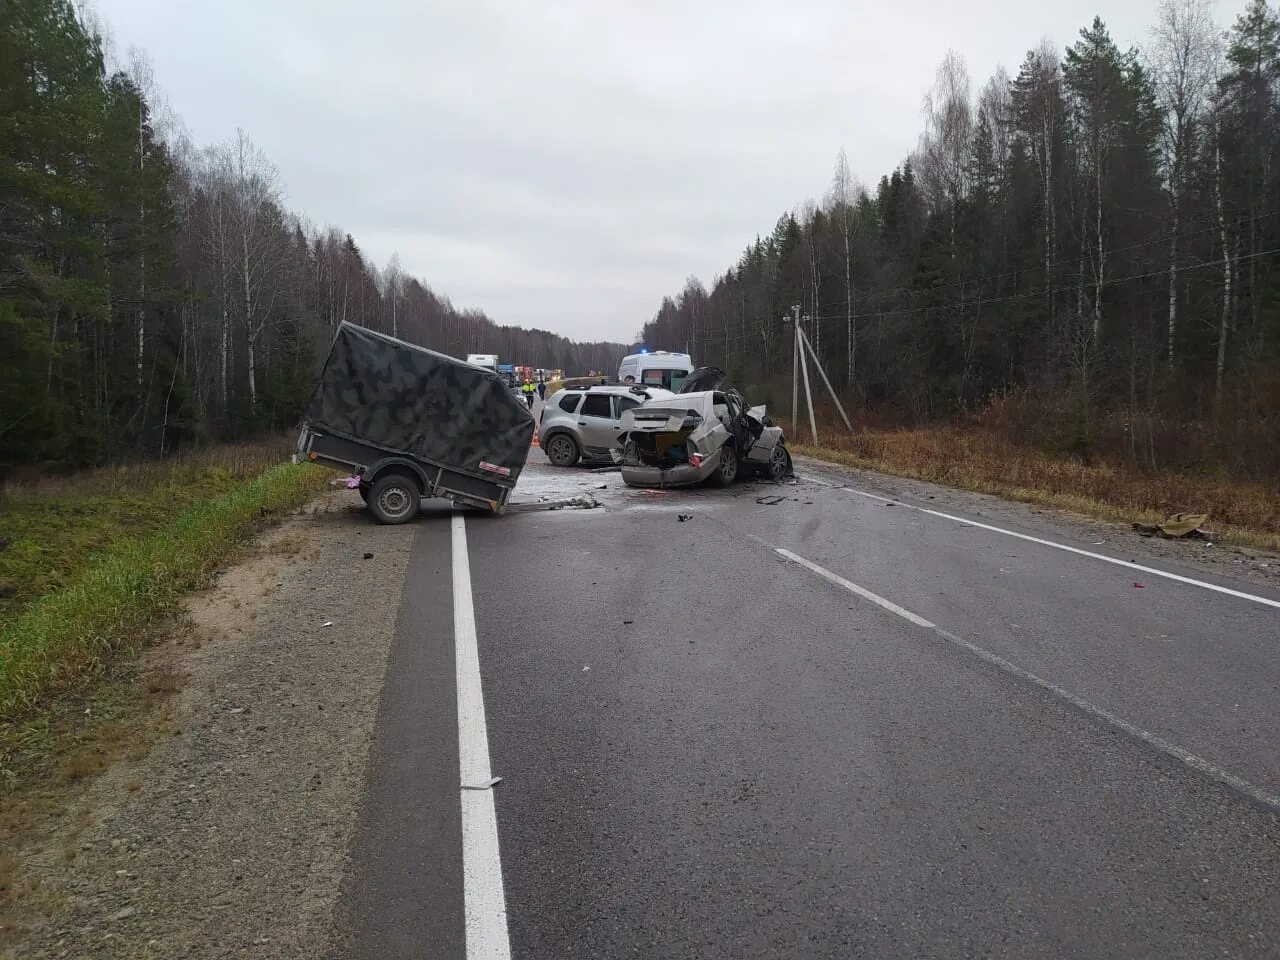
362, 552, 374, 559
508, 494, 600, 513
1133, 513, 1212, 539
320, 620, 333, 628
756, 495, 786, 506
461, 776, 503, 791
345, 476, 362, 490
110, 906, 137, 921
677, 513, 693, 522
1133, 582, 1145, 589
582, 665, 590, 672
622, 619, 634, 625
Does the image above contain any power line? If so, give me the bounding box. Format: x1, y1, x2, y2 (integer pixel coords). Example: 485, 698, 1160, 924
809, 209, 1280, 312
809, 246, 1280, 324
659, 246, 1280, 349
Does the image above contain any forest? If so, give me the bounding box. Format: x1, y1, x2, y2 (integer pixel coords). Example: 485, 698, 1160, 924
640, 0, 1280, 480
0, 0, 627, 475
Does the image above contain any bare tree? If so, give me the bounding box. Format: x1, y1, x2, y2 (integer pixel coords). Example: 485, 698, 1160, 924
1149, 0, 1220, 366
919, 51, 974, 251
827, 149, 858, 385
208, 130, 288, 410
382, 253, 404, 338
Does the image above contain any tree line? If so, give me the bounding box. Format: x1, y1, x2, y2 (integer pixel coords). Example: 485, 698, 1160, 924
0, 0, 627, 474
640, 0, 1280, 476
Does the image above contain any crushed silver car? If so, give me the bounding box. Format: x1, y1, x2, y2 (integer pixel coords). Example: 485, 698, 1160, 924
617, 367, 792, 488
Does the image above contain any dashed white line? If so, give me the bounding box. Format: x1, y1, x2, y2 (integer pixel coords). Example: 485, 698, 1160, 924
452, 513, 512, 960
798, 473, 1280, 611
775, 545, 1280, 813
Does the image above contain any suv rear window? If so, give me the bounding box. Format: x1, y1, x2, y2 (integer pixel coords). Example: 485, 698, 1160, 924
642, 368, 690, 391
580, 394, 611, 418
558, 393, 582, 413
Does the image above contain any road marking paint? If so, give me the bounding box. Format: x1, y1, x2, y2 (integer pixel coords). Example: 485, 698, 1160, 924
777, 548, 934, 628
799, 474, 1280, 611
452, 513, 512, 960
775, 546, 1280, 814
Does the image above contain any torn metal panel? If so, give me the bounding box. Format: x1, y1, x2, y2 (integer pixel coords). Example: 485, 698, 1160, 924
618, 384, 790, 488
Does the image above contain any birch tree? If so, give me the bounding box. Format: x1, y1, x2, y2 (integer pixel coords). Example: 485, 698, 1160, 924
1150, 0, 1219, 365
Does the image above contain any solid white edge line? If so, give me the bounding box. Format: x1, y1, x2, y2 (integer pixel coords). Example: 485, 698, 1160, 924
452, 513, 513, 960
775, 546, 1280, 813
805, 475, 1280, 611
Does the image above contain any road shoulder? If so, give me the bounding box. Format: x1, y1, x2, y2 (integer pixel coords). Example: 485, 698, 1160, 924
3, 490, 411, 960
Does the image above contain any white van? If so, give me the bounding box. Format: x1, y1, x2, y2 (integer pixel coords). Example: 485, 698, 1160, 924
616, 351, 694, 392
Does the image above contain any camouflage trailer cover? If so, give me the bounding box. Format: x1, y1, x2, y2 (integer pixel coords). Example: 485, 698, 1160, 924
305, 323, 535, 485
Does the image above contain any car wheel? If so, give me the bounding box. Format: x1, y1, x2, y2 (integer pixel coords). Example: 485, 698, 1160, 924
708, 445, 738, 487
367, 472, 421, 524
765, 444, 788, 482
545, 433, 581, 467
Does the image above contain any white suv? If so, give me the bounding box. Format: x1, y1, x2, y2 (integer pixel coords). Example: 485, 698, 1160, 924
539, 384, 674, 467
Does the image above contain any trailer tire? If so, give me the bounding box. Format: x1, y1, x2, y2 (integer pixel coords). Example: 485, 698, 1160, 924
357, 481, 371, 503
367, 471, 421, 525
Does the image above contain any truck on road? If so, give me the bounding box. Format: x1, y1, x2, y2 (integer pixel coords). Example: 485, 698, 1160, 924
298, 324, 535, 522
466, 353, 499, 371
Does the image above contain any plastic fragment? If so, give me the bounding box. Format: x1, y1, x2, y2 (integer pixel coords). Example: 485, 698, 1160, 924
462, 776, 503, 791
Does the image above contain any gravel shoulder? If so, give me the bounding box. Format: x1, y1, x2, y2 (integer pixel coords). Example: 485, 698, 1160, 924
5, 488, 409, 960
793, 454, 1280, 593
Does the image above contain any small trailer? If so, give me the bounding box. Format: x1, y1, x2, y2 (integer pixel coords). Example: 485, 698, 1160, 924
297, 323, 536, 523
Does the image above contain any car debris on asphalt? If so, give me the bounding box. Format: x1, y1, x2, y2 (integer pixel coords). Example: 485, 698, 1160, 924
1133, 512, 1213, 539
461, 777, 503, 791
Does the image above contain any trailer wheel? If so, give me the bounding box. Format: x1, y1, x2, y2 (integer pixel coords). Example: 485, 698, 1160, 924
357, 481, 371, 503
367, 472, 421, 524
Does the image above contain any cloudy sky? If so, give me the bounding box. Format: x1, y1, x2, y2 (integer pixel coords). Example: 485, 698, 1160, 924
97, 0, 1162, 343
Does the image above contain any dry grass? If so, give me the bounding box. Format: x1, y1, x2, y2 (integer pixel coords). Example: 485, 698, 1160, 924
795, 424, 1280, 551
0, 462, 327, 742
0, 438, 298, 629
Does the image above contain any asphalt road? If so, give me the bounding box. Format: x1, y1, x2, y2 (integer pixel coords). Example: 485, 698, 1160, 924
335, 448, 1280, 959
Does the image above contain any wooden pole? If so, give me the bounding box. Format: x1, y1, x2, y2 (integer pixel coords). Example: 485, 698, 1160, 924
800, 327, 854, 433
790, 309, 799, 435
798, 318, 818, 445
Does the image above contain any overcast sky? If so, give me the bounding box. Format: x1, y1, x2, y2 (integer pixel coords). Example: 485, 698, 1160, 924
96, 0, 1166, 343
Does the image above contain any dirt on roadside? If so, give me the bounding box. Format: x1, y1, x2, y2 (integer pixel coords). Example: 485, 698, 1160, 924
2, 489, 413, 960
793, 455, 1280, 593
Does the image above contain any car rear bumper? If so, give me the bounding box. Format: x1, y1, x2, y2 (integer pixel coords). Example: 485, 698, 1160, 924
620, 448, 721, 487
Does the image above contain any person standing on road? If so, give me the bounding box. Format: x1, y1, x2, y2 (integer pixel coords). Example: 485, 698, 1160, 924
537, 380, 546, 401
523, 381, 535, 408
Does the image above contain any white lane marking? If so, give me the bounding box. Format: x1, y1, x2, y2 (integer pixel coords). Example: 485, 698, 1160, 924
775, 546, 1280, 813
452, 514, 512, 960
777, 548, 934, 628
799, 474, 1280, 611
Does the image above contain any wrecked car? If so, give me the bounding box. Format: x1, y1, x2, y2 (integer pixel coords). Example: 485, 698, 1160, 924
617, 367, 791, 488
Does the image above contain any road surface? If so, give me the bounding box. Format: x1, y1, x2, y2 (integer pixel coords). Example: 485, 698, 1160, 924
333, 448, 1280, 959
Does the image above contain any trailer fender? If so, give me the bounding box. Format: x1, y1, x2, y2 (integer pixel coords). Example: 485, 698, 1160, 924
365, 457, 430, 495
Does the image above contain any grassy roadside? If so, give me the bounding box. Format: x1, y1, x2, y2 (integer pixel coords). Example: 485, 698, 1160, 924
793, 427, 1280, 552
0, 453, 328, 784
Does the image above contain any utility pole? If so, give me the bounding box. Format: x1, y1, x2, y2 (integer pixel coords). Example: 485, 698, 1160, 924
790, 304, 800, 434
799, 314, 818, 445
787, 304, 855, 446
